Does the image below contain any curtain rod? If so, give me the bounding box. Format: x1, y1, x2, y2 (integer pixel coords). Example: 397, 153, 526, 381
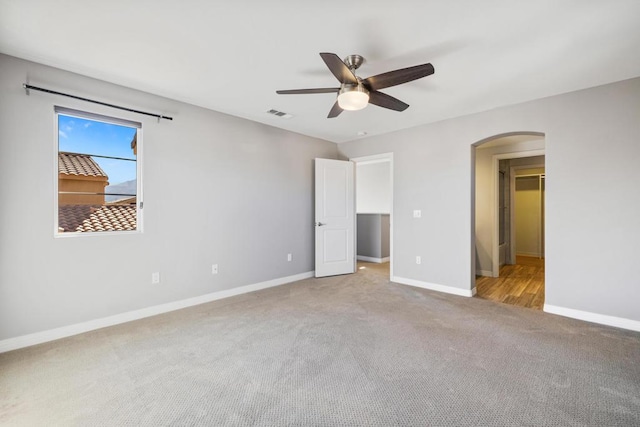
22, 84, 173, 121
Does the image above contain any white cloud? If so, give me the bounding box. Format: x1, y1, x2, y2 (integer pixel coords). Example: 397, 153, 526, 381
58, 130, 67, 138
84, 122, 91, 128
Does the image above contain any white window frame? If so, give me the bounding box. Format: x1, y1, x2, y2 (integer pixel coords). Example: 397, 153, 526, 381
54, 106, 144, 237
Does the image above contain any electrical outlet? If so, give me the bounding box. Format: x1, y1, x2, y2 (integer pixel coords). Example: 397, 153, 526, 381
151, 272, 160, 284
287, 253, 292, 262
416, 256, 422, 265
212, 264, 218, 275
413, 210, 422, 218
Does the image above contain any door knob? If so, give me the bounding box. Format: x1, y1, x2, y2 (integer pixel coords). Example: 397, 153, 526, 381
316, 222, 326, 226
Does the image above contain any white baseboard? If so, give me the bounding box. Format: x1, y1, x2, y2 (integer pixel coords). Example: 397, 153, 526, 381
544, 304, 640, 332
392, 276, 475, 297
476, 270, 494, 277
516, 252, 542, 258
0, 271, 314, 354
357, 255, 390, 263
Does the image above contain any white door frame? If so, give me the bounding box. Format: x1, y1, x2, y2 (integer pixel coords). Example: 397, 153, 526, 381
491, 149, 545, 276
350, 152, 394, 278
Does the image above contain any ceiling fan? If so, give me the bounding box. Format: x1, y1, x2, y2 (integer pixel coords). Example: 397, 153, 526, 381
276, 53, 434, 118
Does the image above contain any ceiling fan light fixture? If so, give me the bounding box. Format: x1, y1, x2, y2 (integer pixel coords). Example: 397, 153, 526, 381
337, 84, 369, 111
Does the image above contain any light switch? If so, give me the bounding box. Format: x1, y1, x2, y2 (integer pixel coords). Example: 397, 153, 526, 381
413, 210, 421, 218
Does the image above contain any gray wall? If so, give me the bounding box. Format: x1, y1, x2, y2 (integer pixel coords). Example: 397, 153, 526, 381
339, 77, 640, 322
380, 214, 390, 258
357, 214, 382, 258
0, 54, 337, 340
357, 214, 390, 259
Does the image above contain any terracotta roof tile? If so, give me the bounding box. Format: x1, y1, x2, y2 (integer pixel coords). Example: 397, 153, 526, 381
59, 152, 108, 178
58, 205, 137, 233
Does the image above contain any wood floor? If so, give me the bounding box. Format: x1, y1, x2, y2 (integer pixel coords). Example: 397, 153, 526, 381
475, 256, 545, 310
358, 257, 544, 310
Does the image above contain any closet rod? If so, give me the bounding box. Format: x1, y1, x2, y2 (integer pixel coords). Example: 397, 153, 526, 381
23, 84, 173, 121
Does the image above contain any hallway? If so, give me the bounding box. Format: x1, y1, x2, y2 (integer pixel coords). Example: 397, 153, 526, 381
475, 256, 545, 310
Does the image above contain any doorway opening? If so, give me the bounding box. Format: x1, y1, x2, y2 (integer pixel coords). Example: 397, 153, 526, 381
472, 133, 545, 309
351, 153, 393, 280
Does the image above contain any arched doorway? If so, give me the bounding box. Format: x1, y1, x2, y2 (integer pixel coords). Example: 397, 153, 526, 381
471, 132, 546, 309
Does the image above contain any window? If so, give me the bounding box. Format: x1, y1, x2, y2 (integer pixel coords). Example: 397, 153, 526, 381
55, 107, 142, 235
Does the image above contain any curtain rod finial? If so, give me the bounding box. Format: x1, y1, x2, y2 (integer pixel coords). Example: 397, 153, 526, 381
22, 83, 30, 95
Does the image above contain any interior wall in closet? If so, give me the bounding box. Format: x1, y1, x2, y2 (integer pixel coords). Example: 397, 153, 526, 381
515, 169, 545, 258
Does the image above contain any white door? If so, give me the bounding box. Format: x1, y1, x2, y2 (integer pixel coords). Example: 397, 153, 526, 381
315, 158, 355, 277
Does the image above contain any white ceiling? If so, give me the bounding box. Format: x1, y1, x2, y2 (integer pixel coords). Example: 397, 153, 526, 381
1, 1, 639, 143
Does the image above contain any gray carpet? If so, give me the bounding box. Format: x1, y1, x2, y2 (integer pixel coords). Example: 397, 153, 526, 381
1, 263, 639, 426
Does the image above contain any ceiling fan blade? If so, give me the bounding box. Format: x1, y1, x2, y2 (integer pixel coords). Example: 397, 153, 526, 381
327, 101, 343, 118
320, 53, 358, 85
363, 63, 434, 91
276, 88, 340, 95
368, 91, 409, 112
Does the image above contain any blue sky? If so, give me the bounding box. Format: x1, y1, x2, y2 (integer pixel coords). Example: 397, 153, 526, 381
58, 114, 137, 185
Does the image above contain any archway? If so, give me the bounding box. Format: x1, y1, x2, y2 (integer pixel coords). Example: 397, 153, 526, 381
471, 132, 546, 309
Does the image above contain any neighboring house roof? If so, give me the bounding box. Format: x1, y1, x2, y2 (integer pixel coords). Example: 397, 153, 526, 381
58, 152, 108, 178
58, 205, 136, 232
106, 196, 137, 206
